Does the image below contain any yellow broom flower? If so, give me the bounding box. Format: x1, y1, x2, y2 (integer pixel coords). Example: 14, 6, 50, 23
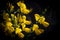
32, 24, 39, 31
42, 22, 49, 27
20, 8, 31, 14
22, 15, 26, 23
22, 15, 26, 20
6, 22, 12, 27
21, 23, 26, 31
35, 29, 44, 35
18, 32, 24, 38
15, 27, 22, 34
24, 28, 31, 33
6, 22, 14, 33
25, 20, 31, 25
34, 14, 40, 21
38, 16, 45, 24
19, 15, 23, 23
7, 26, 14, 33
17, 1, 32, 14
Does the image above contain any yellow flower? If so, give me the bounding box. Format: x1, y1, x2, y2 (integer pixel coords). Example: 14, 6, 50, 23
22, 15, 26, 23
15, 27, 22, 34
6, 22, 14, 33
20, 8, 31, 14
22, 15, 26, 20
19, 15, 27, 23
6, 22, 12, 27
19, 15, 23, 23
32, 24, 39, 31
17, 1, 25, 8
7, 26, 14, 33
38, 16, 45, 24
24, 28, 31, 33
42, 22, 49, 27
25, 20, 31, 25
18, 32, 24, 38
21, 23, 26, 31
17, 1, 32, 14
34, 14, 40, 21
35, 29, 44, 35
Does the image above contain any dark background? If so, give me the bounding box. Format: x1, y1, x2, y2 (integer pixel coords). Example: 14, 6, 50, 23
0, 0, 57, 40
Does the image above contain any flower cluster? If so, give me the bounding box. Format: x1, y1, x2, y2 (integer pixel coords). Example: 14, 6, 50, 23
2, 1, 49, 38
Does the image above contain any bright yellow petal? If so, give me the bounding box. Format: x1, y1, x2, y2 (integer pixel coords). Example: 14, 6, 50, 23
21, 23, 26, 31
7, 26, 14, 33
32, 24, 39, 31
19, 15, 23, 23
17, 1, 26, 8
35, 29, 44, 35
17, 1, 31, 14
34, 14, 40, 21
20, 8, 31, 14
25, 20, 31, 25
22, 15, 26, 20
42, 22, 49, 27
22, 15, 27, 23
24, 28, 31, 33
15, 28, 22, 34
6, 22, 12, 27
38, 16, 45, 24
18, 32, 24, 38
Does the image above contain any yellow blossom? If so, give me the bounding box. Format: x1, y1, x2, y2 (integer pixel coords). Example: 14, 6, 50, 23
7, 26, 14, 33
35, 29, 44, 35
42, 22, 49, 27
25, 20, 31, 25
32, 24, 39, 31
6, 22, 14, 33
14, 16, 18, 24
19, 15, 23, 23
20, 8, 31, 14
17, 1, 32, 14
22, 15, 26, 20
24, 28, 31, 33
38, 16, 45, 24
34, 14, 40, 21
18, 32, 24, 38
15, 27, 22, 34
21, 23, 26, 31
22, 15, 26, 23
6, 22, 12, 27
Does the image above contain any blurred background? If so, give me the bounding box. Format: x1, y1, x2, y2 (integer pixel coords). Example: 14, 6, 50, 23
0, 0, 57, 40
